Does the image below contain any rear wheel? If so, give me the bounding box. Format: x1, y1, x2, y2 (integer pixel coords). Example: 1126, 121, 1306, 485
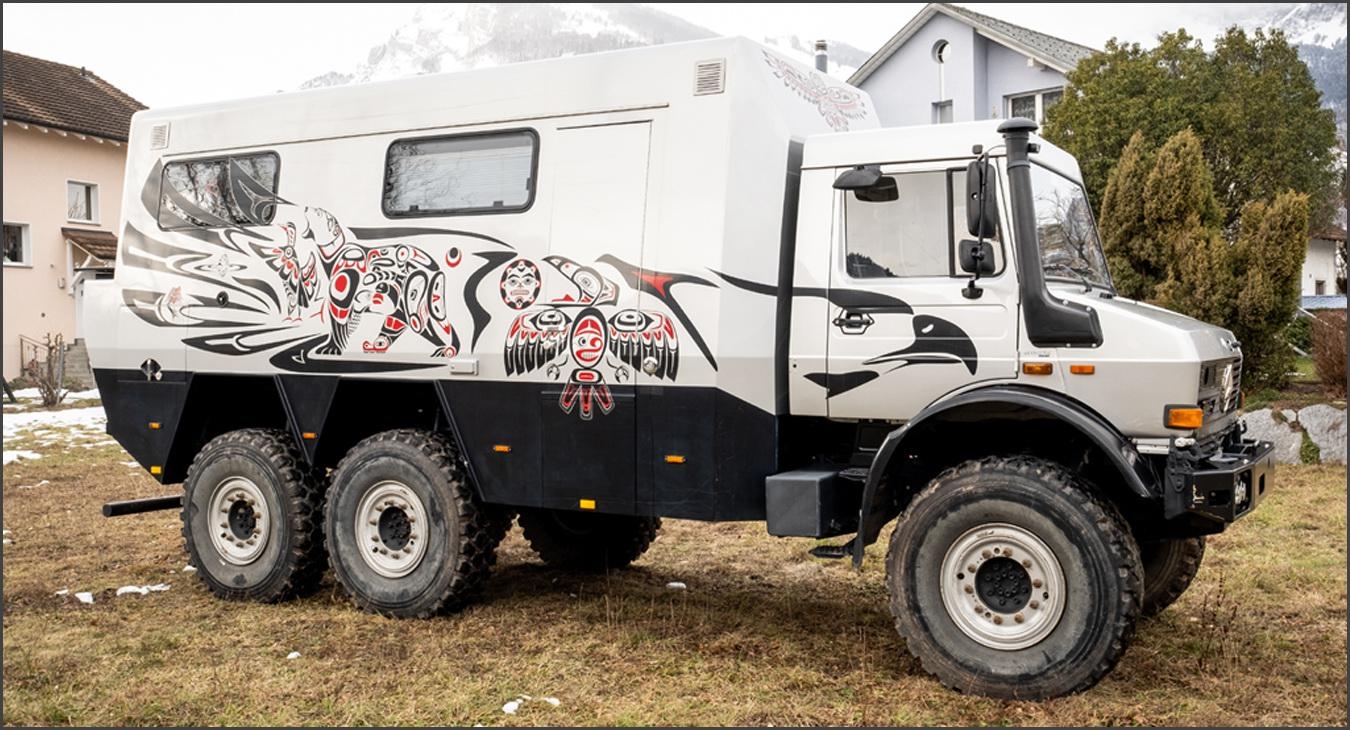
886, 456, 1142, 700
1140, 536, 1206, 617
325, 429, 509, 618
518, 509, 660, 571
181, 429, 326, 602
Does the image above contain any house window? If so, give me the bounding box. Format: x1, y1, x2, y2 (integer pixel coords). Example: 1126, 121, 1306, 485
1007, 88, 1065, 123
159, 152, 280, 229
67, 181, 98, 223
932, 100, 953, 124
931, 40, 949, 63
1315, 280, 1326, 295
383, 129, 537, 217
4, 223, 31, 266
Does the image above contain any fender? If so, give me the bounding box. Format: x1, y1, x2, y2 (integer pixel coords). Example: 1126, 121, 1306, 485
851, 384, 1156, 566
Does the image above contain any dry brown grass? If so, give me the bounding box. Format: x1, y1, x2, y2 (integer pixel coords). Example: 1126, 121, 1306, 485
2, 434, 1346, 726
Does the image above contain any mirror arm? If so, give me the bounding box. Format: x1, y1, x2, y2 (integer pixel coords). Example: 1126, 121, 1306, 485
963, 146, 993, 300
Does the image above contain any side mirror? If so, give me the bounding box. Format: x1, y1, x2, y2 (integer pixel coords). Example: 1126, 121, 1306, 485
965, 160, 999, 239
834, 165, 883, 191
853, 176, 898, 203
958, 239, 996, 274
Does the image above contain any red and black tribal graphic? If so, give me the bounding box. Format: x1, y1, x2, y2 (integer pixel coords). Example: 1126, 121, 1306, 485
503, 256, 684, 420
761, 51, 869, 132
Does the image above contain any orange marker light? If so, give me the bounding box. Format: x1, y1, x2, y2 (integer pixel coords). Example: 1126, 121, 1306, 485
1165, 407, 1204, 430
302, 432, 318, 440
579, 499, 596, 510
1069, 364, 1095, 375
664, 455, 687, 464
149, 466, 163, 475
492, 444, 512, 453
1022, 362, 1054, 376
148, 421, 162, 430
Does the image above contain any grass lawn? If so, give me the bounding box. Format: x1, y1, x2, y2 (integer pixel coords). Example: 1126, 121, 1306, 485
2, 422, 1346, 726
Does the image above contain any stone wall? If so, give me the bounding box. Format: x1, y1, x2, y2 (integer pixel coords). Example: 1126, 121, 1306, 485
1240, 405, 1347, 465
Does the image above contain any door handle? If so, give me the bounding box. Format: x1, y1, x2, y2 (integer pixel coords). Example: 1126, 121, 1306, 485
832, 310, 875, 335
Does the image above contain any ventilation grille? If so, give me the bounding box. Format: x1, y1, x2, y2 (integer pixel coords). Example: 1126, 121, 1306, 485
149, 123, 170, 150
694, 59, 726, 96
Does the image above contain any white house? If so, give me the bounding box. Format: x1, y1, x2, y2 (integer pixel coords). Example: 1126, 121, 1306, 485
1301, 228, 1346, 310
848, 3, 1095, 127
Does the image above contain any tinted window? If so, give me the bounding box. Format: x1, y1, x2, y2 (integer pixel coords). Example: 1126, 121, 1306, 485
383, 130, 536, 216
159, 153, 279, 229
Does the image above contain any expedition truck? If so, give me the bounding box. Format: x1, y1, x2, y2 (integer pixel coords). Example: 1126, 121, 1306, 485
89, 37, 1273, 699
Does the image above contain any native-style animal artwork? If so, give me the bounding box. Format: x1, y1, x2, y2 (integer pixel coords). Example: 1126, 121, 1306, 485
761, 51, 869, 132
503, 255, 679, 420
253, 206, 459, 357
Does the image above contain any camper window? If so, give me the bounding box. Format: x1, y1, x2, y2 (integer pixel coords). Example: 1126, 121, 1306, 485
383, 129, 537, 217
158, 153, 280, 230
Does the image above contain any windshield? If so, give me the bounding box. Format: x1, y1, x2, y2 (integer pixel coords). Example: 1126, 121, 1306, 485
1028, 163, 1112, 291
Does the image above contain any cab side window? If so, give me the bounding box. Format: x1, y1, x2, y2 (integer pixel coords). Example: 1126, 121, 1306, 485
844, 169, 1002, 279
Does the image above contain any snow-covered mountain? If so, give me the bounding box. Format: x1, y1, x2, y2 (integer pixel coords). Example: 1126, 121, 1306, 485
1269, 3, 1347, 138
300, 3, 862, 90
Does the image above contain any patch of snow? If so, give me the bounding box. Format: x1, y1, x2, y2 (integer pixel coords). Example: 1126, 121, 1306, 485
75, 591, 94, 604
183, 564, 197, 573
543, 697, 561, 707
2, 406, 107, 439
502, 699, 521, 715
2, 538, 11, 546
666, 581, 687, 590
54, 588, 69, 596
65, 388, 100, 400
3, 450, 42, 465
287, 651, 301, 660
502, 694, 558, 714
123, 461, 140, 468
116, 583, 170, 597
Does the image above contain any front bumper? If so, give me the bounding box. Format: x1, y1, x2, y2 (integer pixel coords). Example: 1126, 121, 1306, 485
1164, 438, 1274, 522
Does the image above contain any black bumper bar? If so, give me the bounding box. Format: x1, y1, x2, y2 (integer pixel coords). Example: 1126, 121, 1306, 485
1165, 438, 1274, 522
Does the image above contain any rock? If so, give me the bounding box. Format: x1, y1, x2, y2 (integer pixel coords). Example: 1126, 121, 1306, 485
1240, 409, 1302, 464
1297, 405, 1347, 465
1281, 409, 1299, 424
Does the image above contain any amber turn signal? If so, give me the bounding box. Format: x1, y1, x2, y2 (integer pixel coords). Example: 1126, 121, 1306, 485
1022, 362, 1053, 376
1165, 406, 1204, 430
492, 444, 512, 453
1069, 364, 1095, 375
664, 455, 687, 464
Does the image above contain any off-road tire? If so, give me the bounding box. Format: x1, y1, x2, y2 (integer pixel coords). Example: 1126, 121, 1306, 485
1140, 536, 1206, 617
517, 509, 660, 571
325, 429, 509, 618
886, 456, 1142, 700
181, 428, 326, 602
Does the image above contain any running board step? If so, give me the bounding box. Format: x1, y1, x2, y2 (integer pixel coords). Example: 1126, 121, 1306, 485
102, 495, 182, 517
809, 540, 854, 560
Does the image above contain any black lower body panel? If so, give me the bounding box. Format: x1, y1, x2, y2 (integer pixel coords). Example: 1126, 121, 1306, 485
96, 368, 779, 522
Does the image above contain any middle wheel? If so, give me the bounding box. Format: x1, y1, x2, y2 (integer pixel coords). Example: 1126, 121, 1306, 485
517, 508, 661, 571
325, 429, 509, 618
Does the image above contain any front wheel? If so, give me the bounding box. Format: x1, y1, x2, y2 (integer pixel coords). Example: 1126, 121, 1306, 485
886, 456, 1142, 700
517, 509, 660, 571
1140, 536, 1206, 617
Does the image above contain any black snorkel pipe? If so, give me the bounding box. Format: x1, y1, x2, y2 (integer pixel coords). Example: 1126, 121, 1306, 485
998, 117, 1102, 348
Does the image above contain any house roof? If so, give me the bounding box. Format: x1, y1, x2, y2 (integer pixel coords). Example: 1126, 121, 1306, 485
62, 227, 117, 261
1301, 295, 1347, 311
849, 3, 1099, 86
3, 49, 145, 142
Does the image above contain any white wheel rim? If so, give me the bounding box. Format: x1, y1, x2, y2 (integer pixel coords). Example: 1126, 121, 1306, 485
208, 476, 270, 566
355, 481, 428, 579
939, 522, 1066, 650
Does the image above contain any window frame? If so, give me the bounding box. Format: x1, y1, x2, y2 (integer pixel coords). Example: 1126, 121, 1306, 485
381, 127, 540, 219
3, 221, 32, 267
66, 180, 100, 224
1005, 86, 1065, 124
839, 163, 1008, 283
156, 151, 282, 231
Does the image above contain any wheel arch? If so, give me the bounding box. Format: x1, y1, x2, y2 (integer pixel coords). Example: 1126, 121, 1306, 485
852, 384, 1158, 566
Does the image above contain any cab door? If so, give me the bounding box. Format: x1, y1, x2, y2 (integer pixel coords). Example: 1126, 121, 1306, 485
824, 162, 1018, 421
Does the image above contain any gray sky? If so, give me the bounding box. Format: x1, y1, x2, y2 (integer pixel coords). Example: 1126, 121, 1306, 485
1, 3, 1294, 108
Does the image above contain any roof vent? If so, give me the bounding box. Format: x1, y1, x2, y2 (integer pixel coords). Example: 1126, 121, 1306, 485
149, 123, 170, 150
694, 59, 725, 96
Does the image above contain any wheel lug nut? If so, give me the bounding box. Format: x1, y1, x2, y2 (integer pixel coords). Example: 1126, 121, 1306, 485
981, 550, 992, 559
1014, 613, 1024, 623
1003, 548, 1013, 557
1022, 559, 1031, 568
964, 585, 973, 594
1032, 579, 1043, 588
220, 522, 228, 529
402, 546, 412, 554
371, 535, 379, 542
993, 615, 1003, 625
1030, 600, 1039, 609
967, 564, 976, 573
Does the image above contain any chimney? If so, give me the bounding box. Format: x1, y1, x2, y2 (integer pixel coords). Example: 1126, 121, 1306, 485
814, 40, 828, 72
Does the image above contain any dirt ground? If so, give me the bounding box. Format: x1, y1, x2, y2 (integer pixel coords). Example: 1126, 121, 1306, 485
2, 428, 1346, 726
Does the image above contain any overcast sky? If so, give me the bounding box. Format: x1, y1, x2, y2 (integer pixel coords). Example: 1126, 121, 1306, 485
2, 3, 1294, 108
